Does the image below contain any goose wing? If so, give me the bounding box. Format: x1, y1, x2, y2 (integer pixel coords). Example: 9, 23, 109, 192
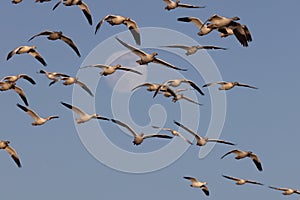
17, 103, 41, 121
200, 45, 227, 50
28, 31, 52, 41
60, 34, 81, 57
200, 185, 209, 196
202, 82, 227, 88
207, 139, 235, 145
28, 49, 47, 66
222, 174, 240, 182
78, 1, 93, 25
250, 153, 263, 171
184, 80, 204, 95
13, 85, 29, 106
5, 146, 21, 168
117, 67, 143, 75
6, 47, 20, 60
52, 0, 62, 10
180, 95, 202, 105
75, 80, 94, 97
115, 37, 147, 58
143, 134, 173, 139
19, 74, 36, 84
173, 121, 201, 140
236, 82, 258, 89
245, 180, 264, 185
60, 102, 87, 117
123, 19, 141, 45
95, 15, 114, 34
177, 17, 204, 28
153, 57, 187, 71
220, 149, 241, 159
183, 176, 199, 184
80, 64, 110, 69
161, 44, 190, 50
131, 83, 157, 91
269, 186, 289, 191
111, 119, 138, 137
178, 3, 204, 9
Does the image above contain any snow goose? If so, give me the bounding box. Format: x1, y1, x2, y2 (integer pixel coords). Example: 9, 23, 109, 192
153, 78, 204, 98
203, 81, 258, 90
28, 30, 81, 57
115, 37, 187, 71
222, 174, 263, 186
1, 74, 36, 85
53, 0, 92, 25
269, 186, 300, 195
111, 119, 173, 145
59, 77, 94, 97
0, 82, 29, 106
17, 103, 59, 126
172, 93, 202, 105
152, 125, 192, 144
221, 149, 263, 171
163, 0, 204, 11
38, 69, 70, 86
0, 140, 21, 168
95, 15, 141, 45
61, 102, 109, 124
174, 121, 235, 146
161, 44, 227, 56
80, 64, 142, 76
7, 45, 47, 66
183, 176, 209, 196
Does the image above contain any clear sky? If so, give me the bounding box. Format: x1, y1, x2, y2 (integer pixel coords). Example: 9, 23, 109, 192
1, 0, 300, 199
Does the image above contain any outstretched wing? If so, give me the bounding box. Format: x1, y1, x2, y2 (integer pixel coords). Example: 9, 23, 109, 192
115, 37, 147, 58
111, 119, 138, 137
78, 2, 93, 25
28, 31, 52, 41
60, 34, 81, 57
75, 80, 94, 97
5, 146, 21, 168
123, 19, 141, 45
153, 57, 187, 71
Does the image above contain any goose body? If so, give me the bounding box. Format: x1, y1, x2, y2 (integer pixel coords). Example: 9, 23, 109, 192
177, 17, 213, 36
61, 102, 109, 124
0, 140, 21, 168
161, 44, 226, 55
39, 70, 70, 86
17, 103, 59, 126
222, 175, 263, 186
152, 126, 192, 144
269, 186, 300, 195
206, 14, 240, 29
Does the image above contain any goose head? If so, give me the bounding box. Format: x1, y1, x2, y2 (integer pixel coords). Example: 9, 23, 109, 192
152, 52, 158, 57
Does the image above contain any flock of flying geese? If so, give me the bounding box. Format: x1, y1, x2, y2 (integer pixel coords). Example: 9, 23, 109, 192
3, 0, 298, 198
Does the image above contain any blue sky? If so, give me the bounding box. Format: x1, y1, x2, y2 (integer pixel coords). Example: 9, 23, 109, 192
1, 0, 300, 199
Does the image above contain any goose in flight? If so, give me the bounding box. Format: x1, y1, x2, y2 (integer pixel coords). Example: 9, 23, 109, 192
152, 125, 192, 144
17, 103, 59, 126
115, 37, 187, 71
95, 15, 140, 45
132, 82, 177, 98
111, 119, 173, 145
222, 174, 263, 186
132, 83, 163, 92
163, 0, 204, 11
28, 31, 81, 57
80, 64, 142, 76
161, 44, 227, 56
183, 176, 209, 196
203, 81, 258, 90
269, 186, 300, 195
177, 17, 213, 36
0, 140, 21, 168
174, 121, 235, 146
221, 22, 252, 47
0, 82, 29, 106
221, 149, 263, 171
153, 78, 205, 98
7, 45, 47, 66
61, 102, 109, 124
1, 74, 36, 85
38, 69, 70, 86
59, 77, 94, 97
53, 0, 92, 25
